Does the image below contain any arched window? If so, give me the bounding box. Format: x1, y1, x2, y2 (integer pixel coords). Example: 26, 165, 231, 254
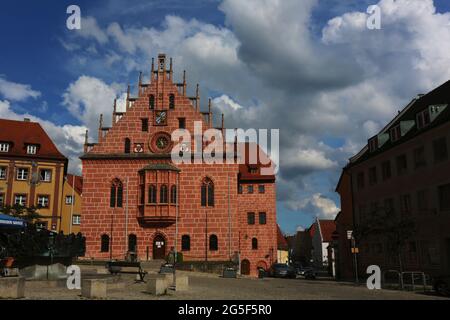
128, 234, 137, 252
209, 234, 218, 251
169, 94, 175, 109
149, 94, 155, 109
170, 185, 177, 204
181, 235, 190, 251
124, 138, 131, 154
101, 234, 110, 252
148, 185, 157, 204
201, 178, 214, 207
252, 238, 258, 250
110, 179, 123, 208
160, 184, 168, 203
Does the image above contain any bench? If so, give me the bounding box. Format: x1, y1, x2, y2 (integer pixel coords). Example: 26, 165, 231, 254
105, 261, 147, 282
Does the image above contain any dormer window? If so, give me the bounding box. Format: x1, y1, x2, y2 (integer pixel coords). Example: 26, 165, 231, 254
0, 143, 9, 152
368, 137, 378, 153
390, 125, 401, 142
27, 145, 37, 154
416, 109, 430, 129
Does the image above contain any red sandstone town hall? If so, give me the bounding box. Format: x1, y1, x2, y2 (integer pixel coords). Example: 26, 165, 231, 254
80, 54, 277, 276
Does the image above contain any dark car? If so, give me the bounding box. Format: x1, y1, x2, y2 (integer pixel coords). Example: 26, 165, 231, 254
294, 263, 317, 280
433, 275, 450, 296
269, 263, 297, 278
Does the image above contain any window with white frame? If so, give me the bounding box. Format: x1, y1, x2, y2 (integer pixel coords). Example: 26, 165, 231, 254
37, 195, 50, 208
16, 168, 29, 181
416, 109, 431, 129
0, 143, 9, 152
65, 195, 73, 204
390, 125, 401, 142
39, 169, 52, 182
0, 166, 7, 180
27, 145, 37, 154
14, 194, 27, 206
72, 215, 81, 225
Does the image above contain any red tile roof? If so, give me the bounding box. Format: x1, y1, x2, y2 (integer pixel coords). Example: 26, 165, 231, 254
277, 225, 288, 250
318, 220, 336, 243
238, 142, 276, 182
0, 119, 66, 160
66, 174, 83, 195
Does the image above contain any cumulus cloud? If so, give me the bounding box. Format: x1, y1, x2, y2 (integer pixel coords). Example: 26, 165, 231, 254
58, 0, 450, 227
287, 193, 340, 219
0, 76, 41, 101
62, 76, 126, 136
0, 99, 86, 173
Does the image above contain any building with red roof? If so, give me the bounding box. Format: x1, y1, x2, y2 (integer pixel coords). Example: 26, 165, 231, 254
80, 54, 278, 276
0, 118, 68, 231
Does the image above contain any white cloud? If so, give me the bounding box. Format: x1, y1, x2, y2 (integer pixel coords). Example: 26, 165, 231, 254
285, 149, 338, 172
59, 0, 450, 222
287, 193, 340, 219
0, 77, 41, 101
62, 76, 126, 136
76, 16, 109, 44
0, 99, 86, 174
213, 95, 243, 111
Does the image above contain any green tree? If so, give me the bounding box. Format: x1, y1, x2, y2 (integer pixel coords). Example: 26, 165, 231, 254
354, 204, 415, 273
1, 204, 43, 224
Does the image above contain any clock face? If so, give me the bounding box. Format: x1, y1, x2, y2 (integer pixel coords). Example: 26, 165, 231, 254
156, 136, 169, 150
155, 111, 167, 125
150, 132, 172, 153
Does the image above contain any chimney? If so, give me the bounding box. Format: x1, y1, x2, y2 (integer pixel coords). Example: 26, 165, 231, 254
23, 118, 30, 122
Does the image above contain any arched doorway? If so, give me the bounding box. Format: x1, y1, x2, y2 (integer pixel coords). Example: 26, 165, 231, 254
153, 234, 166, 260
241, 259, 250, 275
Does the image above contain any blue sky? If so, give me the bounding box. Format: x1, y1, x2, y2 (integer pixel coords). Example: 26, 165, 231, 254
1, 0, 450, 234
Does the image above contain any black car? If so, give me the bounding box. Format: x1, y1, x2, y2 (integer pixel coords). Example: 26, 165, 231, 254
433, 275, 450, 296
294, 263, 317, 280
269, 263, 297, 278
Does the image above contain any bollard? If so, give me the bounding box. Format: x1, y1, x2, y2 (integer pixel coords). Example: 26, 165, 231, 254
81, 279, 107, 299
0, 277, 25, 299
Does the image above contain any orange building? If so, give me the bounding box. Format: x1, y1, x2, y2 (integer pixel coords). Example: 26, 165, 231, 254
0, 118, 68, 231
60, 174, 83, 234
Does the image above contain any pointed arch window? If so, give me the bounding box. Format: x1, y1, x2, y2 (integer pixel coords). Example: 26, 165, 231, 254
149, 94, 155, 109
209, 234, 218, 251
201, 177, 214, 207
124, 138, 131, 154
128, 234, 137, 252
148, 185, 157, 204
169, 94, 175, 109
252, 238, 258, 250
101, 234, 110, 252
110, 179, 123, 208
170, 185, 177, 204
181, 235, 190, 251
160, 184, 168, 203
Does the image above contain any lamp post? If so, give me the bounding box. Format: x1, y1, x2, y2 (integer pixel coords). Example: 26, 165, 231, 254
172, 175, 179, 289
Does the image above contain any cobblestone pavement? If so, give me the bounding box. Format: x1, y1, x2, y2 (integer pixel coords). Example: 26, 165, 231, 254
18, 266, 449, 300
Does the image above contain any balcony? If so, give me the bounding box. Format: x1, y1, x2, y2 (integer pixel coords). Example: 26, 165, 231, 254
137, 204, 177, 227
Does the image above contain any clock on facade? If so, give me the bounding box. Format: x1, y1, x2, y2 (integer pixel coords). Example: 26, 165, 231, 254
150, 132, 172, 153
155, 111, 167, 126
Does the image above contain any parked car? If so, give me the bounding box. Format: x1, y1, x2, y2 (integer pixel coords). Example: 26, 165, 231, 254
269, 263, 297, 278
433, 275, 450, 296
294, 263, 317, 280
